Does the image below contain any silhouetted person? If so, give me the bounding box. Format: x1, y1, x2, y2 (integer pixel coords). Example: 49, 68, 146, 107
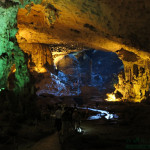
54, 107, 62, 133
84, 106, 89, 120
61, 107, 72, 136
72, 109, 81, 131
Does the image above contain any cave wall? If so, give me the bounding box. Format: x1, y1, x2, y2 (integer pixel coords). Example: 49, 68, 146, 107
55, 50, 123, 95
1, 0, 150, 101
19, 43, 54, 73
16, 0, 150, 59
114, 49, 150, 102
0, 1, 30, 92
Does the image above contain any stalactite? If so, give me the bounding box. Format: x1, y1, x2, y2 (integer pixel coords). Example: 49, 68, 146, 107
18, 43, 54, 73
114, 49, 150, 102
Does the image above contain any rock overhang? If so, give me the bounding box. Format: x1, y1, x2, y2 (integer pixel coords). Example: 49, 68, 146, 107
15, 0, 150, 59
1, 0, 150, 101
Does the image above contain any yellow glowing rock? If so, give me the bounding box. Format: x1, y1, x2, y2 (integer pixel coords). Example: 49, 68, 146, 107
16, 1, 150, 59
105, 93, 121, 102
18, 43, 54, 73
113, 49, 150, 102
15, 1, 150, 102
34, 66, 47, 73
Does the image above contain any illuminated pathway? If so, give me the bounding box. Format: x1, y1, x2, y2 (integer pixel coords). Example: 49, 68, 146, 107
81, 107, 118, 120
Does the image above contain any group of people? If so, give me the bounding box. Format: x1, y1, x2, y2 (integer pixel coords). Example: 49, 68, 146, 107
54, 105, 81, 136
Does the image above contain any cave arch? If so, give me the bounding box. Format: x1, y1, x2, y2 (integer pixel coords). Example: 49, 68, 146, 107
1, 0, 150, 102
35, 49, 124, 98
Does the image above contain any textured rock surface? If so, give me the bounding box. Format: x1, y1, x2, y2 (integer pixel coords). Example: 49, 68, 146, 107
52, 50, 123, 96
35, 72, 70, 96
0, 0, 42, 92
1, 0, 150, 101
19, 43, 54, 73
0, 1, 30, 92
16, 0, 150, 58
114, 49, 150, 102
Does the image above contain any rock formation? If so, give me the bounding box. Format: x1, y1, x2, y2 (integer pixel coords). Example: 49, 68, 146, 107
19, 43, 54, 73
114, 49, 150, 102
1, 0, 150, 101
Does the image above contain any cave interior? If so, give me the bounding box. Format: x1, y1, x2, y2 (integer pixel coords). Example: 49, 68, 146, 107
1, 0, 150, 150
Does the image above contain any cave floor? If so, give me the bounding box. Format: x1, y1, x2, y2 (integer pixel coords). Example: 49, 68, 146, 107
21, 120, 150, 150
63, 120, 149, 150
1, 97, 150, 150
27, 132, 61, 150
24, 100, 150, 150
62, 101, 150, 150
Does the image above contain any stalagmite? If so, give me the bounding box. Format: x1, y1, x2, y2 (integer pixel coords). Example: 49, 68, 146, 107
113, 49, 150, 102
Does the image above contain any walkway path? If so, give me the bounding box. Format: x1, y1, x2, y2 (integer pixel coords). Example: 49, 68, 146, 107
28, 133, 61, 150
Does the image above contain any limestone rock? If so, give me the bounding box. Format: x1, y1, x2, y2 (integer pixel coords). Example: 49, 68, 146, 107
114, 49, 150, 102
19, 43, 54, 73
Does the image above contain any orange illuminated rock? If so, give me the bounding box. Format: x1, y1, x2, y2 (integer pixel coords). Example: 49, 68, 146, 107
113, 49, 150, 102
19, 43, 54, 73
15, 0, 150, 101
16, 0, 150, 59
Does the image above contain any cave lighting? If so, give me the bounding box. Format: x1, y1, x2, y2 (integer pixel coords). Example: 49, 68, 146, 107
34, 66, 47, 73
0, 88, 5, 92
12, 68, 16, 73
52, 52, 66, 67
105, 93, 121, 102
81, 107, 118, 120
77, 127, 82, 133
10, 64, 16, 73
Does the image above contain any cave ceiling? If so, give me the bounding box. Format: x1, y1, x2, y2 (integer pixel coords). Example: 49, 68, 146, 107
16, 0, 150, 59
1, 0, 150, 101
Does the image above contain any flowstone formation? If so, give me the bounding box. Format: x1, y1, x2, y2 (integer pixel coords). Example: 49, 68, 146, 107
19, 43, 54, 73
109, 49, 150, 102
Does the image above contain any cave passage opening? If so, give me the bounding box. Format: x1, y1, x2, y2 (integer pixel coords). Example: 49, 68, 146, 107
36, 49, 124, 98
